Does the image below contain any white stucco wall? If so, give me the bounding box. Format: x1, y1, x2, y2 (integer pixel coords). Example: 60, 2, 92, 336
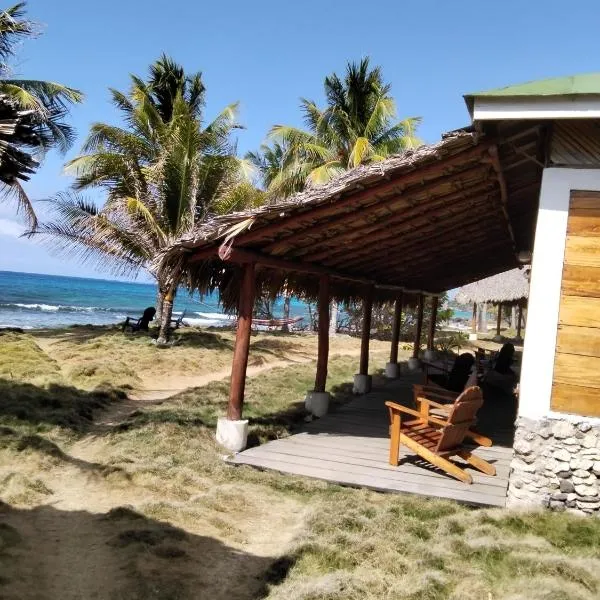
519, 168, 600, 421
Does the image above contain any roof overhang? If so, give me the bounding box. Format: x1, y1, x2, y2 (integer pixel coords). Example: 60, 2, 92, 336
465, 73, 600, 121
171, 124, 544, 305
467, 94, 600, 121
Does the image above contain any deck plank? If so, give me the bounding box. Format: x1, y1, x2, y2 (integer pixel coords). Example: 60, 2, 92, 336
230, 373, 511, 507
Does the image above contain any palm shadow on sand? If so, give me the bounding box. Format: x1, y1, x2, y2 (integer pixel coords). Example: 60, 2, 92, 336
0, 502, 294, 600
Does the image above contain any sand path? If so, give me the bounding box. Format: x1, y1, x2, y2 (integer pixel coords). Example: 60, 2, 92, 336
2, 344, 327, 599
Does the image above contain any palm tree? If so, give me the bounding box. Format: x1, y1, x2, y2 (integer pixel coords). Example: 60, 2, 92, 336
33, 57, 262, 343
261, 58, 421, 198
0, 2, 82, 226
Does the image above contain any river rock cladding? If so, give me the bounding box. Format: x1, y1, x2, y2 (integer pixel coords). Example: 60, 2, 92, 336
507, 417, 600, 515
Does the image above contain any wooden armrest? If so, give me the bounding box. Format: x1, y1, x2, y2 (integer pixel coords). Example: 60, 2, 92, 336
421, 361, 449, 374
385, 401, 449, 427
416, 384, 458, 399
416, 396, 451, 411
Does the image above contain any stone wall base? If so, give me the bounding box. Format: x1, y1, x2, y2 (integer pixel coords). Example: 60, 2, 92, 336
507, 416, 600, 515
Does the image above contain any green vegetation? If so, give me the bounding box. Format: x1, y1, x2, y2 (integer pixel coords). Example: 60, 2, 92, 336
250, 58, 422, 198
32, 55, 263, 342
0, 2, 82, 227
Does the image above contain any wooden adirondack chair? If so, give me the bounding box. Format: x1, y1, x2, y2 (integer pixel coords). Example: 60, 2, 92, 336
385, 386, 496, 484
411, 384, 493, 448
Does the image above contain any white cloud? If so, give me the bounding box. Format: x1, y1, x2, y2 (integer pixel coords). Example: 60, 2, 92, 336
0, 218, 25, 238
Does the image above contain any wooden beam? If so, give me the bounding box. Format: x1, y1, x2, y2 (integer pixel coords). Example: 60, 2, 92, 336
193, 246, 438, 294
517, 303, 523, 338
323, 197, 500, 269
360, 285, 374, 375
227, 262, 256, 420
349, 225, 506, 279
390, 293, 403, 365
314, 274, 330, 393
472, 303, 477, 334
488, 146, 518, 255
427, 296, 439, 350
372, 235, 509, 276
496, 302, 503, 336
413, 294, 425, 358
270, 165, 492, 256
302, 179, 496, 263
341, 218, 504, 273
230, 143, 491, 246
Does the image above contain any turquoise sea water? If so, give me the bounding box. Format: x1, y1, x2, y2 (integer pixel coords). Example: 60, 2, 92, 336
0, 270, 310, 329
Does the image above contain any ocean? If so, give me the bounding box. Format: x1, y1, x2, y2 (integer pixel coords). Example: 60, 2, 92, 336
0, 270, 310, 330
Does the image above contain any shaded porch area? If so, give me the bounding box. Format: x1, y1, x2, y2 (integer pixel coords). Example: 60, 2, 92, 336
230, 369, 515, 507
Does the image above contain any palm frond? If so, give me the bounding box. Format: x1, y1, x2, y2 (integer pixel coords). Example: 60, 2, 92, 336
0, 178, 36, 228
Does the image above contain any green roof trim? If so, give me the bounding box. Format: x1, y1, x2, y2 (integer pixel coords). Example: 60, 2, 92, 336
465, 73, 600, 100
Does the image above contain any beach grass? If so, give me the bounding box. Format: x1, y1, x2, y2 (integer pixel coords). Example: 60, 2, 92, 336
1, 326, 599, 599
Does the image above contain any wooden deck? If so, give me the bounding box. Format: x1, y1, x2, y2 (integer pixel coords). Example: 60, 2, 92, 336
230, 372, 515, 507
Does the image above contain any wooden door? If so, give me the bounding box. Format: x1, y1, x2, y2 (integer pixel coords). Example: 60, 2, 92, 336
551, 191, 600, 416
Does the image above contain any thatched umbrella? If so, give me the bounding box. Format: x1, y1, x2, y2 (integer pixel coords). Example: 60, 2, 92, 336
455, 268, 530, 340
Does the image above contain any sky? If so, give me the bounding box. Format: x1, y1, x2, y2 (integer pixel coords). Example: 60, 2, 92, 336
2, 0, 600, 281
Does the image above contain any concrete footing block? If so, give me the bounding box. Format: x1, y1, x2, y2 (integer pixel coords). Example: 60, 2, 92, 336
407, 357, 422, 371
423, 349, 437, 361
385, 362, 401, 379
216, 417, 249, 452
353, 374, 372, 394
304, 391, 330, 417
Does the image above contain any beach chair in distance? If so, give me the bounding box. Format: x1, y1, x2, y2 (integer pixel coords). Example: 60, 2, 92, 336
170, 310, 187, 331
122, 306, 156, 333
424, 352, 475, 393
385, 386, 495, 484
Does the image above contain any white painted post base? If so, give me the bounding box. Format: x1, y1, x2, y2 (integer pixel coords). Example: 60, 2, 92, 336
385, 362, 401, 379
407, 357, 422, 371
423, 349, 437, 361
304, 391, 330, 417
353, 374, 372, 394
216, 417, 249, 453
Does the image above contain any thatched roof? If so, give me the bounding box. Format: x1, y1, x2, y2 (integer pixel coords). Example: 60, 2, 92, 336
454, 268, 530, 305
156, 121, 544, 311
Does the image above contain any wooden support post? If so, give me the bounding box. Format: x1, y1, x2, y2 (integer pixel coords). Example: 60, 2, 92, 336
389, 293, 403, 364
427, 296, 438, 351
496, 302, 503, 336
227, 262, 256, 420
314, 275, 330, 393
517, 303, 523, 339
359, 285, 374, 376
413, 293, 424, 359
472, 303, 477, 334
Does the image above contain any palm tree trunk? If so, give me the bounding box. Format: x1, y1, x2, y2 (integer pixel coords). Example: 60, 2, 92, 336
281, 291, 291, 333
478, 302, 488, 334
157, 295, 175, 344
329, 301, 338, 336
155, 287, 164, 323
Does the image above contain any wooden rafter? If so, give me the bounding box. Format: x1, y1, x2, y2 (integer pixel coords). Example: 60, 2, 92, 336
330, 205, 501, 270
265, 164, 491, 255
488, 146, 518, 256
298, 178, 495, 262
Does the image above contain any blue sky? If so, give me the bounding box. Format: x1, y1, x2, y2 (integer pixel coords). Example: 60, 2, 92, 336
2, 0, 600, 280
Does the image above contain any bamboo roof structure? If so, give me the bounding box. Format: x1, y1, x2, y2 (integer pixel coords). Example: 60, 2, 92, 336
156, 121, 546, 309
454, 268, 530, 305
